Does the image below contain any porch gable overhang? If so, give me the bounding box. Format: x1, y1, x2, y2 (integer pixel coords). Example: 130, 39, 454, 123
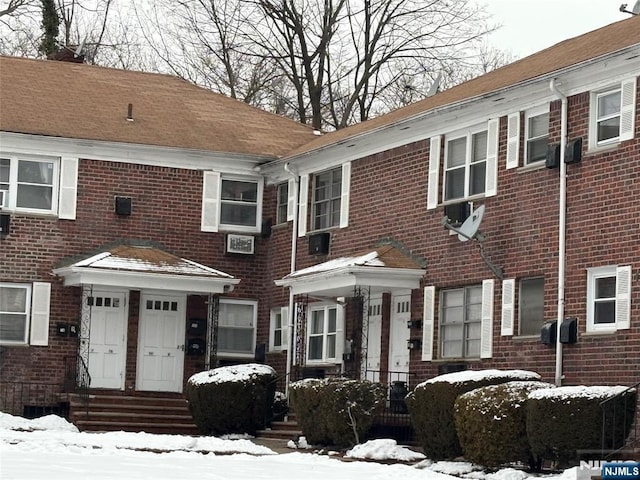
53, 245, 240, 294
275, 248, 425, 297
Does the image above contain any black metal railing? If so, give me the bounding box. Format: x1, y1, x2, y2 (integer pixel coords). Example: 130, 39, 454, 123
64, 355, 91, 416
0, 382, 67, 418
600, 381, 639, 459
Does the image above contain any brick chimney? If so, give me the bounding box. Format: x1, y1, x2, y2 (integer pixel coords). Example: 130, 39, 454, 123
48, 46, 85, 63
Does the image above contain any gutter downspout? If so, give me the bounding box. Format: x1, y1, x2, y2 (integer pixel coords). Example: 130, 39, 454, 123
550, 78, 567, 387
283, 163, 298, 398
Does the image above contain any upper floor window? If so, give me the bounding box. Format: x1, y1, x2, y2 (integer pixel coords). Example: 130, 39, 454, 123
586, 266, 631, 333
0, 154, 58, 214
297, 162, 351, 236
0, 282, 50, 346
525, 112, 549, 165
427, 119, 498, 209
312, 167, 342, 230
589, 78, 637, 149
201, 172, 263, 233
276, 182, 289, 225
218, 299, 257, 357
444, 129, 487, 201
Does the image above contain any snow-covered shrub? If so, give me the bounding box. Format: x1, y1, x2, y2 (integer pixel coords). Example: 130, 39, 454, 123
406, 369, 541, 460
526, 385, 637, 466
186, 363, 277, 435
289, 378, 385, 447
454, 381, 553, 469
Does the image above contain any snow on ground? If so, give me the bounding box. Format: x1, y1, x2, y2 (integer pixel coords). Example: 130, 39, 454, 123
0, 413, 577, 480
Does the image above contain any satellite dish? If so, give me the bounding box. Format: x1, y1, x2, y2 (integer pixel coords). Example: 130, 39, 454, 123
457, 204, 485, 242
426, 72, 442, 97
633, 0, 640, 14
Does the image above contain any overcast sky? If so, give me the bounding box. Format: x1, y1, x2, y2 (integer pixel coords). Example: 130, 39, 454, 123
482, 0, 634, 58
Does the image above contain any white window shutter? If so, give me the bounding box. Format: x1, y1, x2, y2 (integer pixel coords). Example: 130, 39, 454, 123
506, 114, 520, 169
298, 174, 309, 237
340, 162, 351, 228
501, 278, 515, 336
480, 279, 494, 358
30, 282, 51, 346
201, 171, 220, 232
422, 286, 436, 361
280, 306, 289, 348
620, 78, 637, 142
287, 178, 296, 221
616, 265, 632, 330
58, 157, 78, 220
427, 136, 441, 210
485, 119, 499, 197
335, 304, 345, 360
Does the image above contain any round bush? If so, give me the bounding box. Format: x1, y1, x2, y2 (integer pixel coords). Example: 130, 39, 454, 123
186, 363, 277, 435
290, 378, 386, 447
454, 381, 554, 469
406, 369, 541, 460
526, 385, 637, 466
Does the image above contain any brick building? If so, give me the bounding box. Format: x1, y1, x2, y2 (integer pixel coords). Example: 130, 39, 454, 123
1, 15, 639, 433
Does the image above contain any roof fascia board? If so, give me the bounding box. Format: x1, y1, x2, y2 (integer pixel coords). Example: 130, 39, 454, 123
260, 45, 640, 181
0, 132, 272, 175
54, 266, 240, 294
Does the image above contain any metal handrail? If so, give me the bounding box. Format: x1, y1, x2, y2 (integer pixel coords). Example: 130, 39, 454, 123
600, 380, 640, 458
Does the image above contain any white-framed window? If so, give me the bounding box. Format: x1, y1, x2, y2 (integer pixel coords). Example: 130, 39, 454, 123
0, 154, 59, 214
518, 277, 545, 336
0, 282, 51, 346
306, 304, 343, 363
434, 119, 498, 207
312, 167, 342, 230
297, 163, 350, 236
436, 280, 494, 359
269, 307, 288, 351
276, 182, 288, 225
440, 285, 482, 358
201, 172, 263, 233
524, 110, 549, 165
218, 298, 257, 357
586, 266, 631, 333
589, 78, 636, 149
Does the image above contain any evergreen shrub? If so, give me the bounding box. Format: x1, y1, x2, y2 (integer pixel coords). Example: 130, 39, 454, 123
186, 363, 277, 435
406, 369, 541, 460
454, 381, 554, 468
526, 386, 637, 466
289, 378, 386, 447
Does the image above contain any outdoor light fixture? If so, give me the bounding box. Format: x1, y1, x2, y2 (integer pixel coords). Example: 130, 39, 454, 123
407, 319, 422, 329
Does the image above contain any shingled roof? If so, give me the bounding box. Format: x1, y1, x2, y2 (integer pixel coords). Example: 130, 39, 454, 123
0, 56, 316, 158
282, 15, 640, 159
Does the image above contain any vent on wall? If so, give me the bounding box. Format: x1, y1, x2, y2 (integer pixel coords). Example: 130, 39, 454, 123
226, 234, 255, 254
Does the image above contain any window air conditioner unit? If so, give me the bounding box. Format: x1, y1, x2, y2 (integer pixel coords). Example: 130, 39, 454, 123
226, 234, 255, 254
443, 202, 470, 226
0, 190, 6, 208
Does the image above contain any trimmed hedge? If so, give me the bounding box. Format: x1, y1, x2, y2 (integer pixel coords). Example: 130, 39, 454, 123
406, 369, 541, 460
289, 378, 386, 447
526, 386, 637, 466
454, 381, 554, 469
186, 363, 277, 436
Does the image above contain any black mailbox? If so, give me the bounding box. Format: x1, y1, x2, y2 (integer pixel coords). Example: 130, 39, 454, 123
187, 338, 205, 356
188, 318, 206, 336
541, 320, 557, 345
560, 317, 578, 344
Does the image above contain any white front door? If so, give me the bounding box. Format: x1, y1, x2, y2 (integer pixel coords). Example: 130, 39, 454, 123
388, 292, 411, 376
136, 294, 186, 393
88, 291, 127, 389
364, 296, 382, 382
